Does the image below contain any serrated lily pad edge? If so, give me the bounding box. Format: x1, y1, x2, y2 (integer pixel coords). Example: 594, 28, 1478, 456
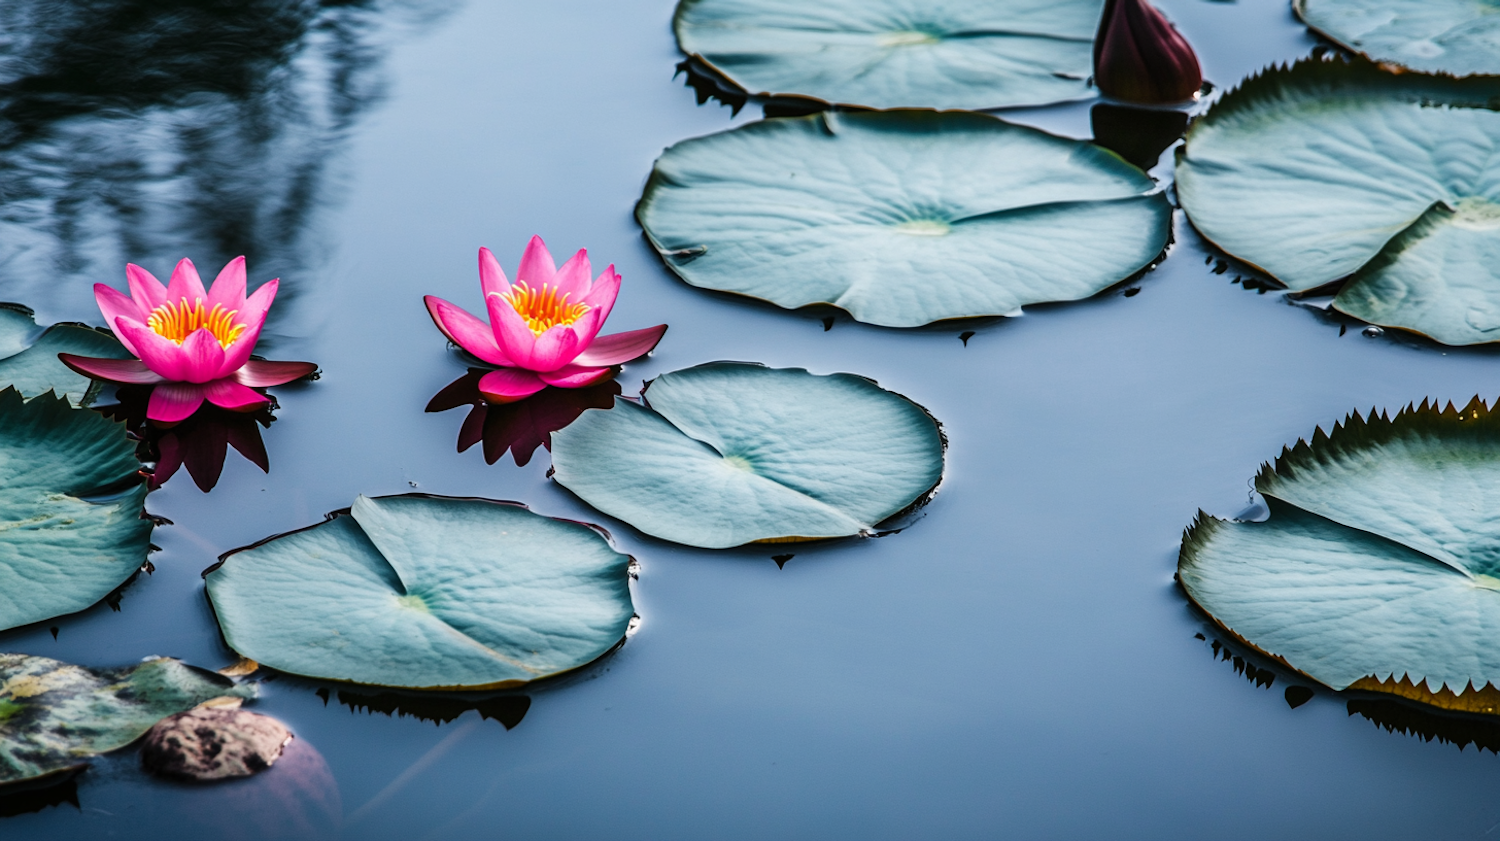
636, 111, 1174, 328
1291, 0, 1500, 78
1177, 396, 1500, 717
0, 302, 126, 407
201, 493, 639, 692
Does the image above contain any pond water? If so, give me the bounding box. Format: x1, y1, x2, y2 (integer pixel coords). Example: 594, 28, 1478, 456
5, 0, 1500, 838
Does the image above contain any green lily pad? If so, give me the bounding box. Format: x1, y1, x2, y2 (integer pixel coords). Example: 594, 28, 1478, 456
674, 0, 1102, 110
0, 304, 128, 406
637, 110, 1172, 328
1295, 0, 1500, 77
550, 363, 945, 549
1179, 398, 1500, 714
204, 494, 635, 690
1175, 58, 1500, 345
1, 654, 253, 786
0, 388, 152, 633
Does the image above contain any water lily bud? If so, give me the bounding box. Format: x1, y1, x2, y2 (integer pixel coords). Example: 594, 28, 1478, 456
1093, 0, 1203, 105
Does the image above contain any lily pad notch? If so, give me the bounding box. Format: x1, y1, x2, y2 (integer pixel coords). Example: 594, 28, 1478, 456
204, 494, 637, 690
1180, 397, 1500, 715
1176, 57, 1500, 345
638, 109, 1173, 328
550, 362, 946, 549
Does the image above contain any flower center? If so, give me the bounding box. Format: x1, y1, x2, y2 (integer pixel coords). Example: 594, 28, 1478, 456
146, 298, 246, 348
496, 282, 590, 336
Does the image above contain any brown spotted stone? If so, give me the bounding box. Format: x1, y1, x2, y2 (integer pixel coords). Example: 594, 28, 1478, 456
140, 707, 292, 782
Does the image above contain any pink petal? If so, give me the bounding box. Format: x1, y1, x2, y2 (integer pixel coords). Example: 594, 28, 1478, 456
478, 247, 511, 299
125, 264, 168, 313
569, 305, 607, 349
148, 382, 207, 423
582, 264, 621, 326
426, 296, 511, 366
204, 378, 269, 412
207, 256, 248, 311
477, 368, 546, 404
180, 328, 226, 383
239, 278, 279, 325
117, 318, 189, 381
526, 324, 584, 372
234, 360, 318, 387
572, 324, 668, 367
165, 258, 208, 304
539, 364, 613, 389
487, 293, 540, 368
515, 235, 556, 287
551, 249, 592, 299
95, 284, 147, 356
57, 354, 166, 385
217, 310, 266, 378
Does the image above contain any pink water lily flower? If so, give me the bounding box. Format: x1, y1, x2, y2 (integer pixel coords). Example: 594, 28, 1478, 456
424, 236, 667, 403
59, 257, 317, 423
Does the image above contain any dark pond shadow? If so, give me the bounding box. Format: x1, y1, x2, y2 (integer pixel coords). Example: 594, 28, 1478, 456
0, 0, 449, 323
674, 57, 840, 120
322, 686, 532, 730
95, 385, 274, 492
426, 370, 623, 467
1090, 103, 1188, 171
0, 772, 80, 819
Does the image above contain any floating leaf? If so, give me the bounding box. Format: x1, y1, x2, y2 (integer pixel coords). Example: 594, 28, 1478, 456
638, 110, 1171, 328
0, 654, 252, 786
1176, 58, 1500, 345
550, 363, 945, 549
141, 707, 292, 782
205, 494, 635, 690
0, 388, 152, 633
1179, 398, 1500, 715
0, 304, 127, 406
1295, 0, 1500, 77
673, 0, 1103, 110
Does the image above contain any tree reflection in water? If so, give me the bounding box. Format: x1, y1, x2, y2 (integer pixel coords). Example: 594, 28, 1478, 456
426, 369, 622, 467
0, 0, 449, 323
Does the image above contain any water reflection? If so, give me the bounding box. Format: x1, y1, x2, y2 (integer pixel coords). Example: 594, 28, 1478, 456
1089, 103, 1187, 171
1348, 699, 1500, 755
0, 776, 78, 818
0, 0, 446, 322
96, 385, 273, 492
426, 370, 621, 467
319, 686, 531, 729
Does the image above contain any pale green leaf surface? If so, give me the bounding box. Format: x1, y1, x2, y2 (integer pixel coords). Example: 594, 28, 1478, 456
674, 0, 1101, 110
1296, 0, 1500, 77
638, 110, 1171, 328
205, 495, 634, 690
0, 305, 128, 406
550, 363, 944, 549
0, 654, 252, 785
1176, 59, 1500, 344
0, 388, 151, 633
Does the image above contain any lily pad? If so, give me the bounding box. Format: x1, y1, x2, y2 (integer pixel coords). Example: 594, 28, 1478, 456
1295, 0, 1500, 77
1175, 58, 1500, 345
0, 654, 253, 786
673, 0, 1102, 110
204, 494, 635, 690
638, 110, 1172, 328
0, 304, 128, 406
1179, 398, 1500, 715
550, 362, 945, 549
0, 387, 152, 633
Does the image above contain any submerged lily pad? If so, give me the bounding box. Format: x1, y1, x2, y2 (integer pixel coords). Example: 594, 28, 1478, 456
638, 110, 1171, 328
0, 304, 128, 406
205, 494, 635, 690
0, 654, 252, 786
1295, 0, 1500, 77
550, 363, 945, 549
1176, 58, 1500, 345
1179, 398, 1500, 714
0, 388, 152, 633
674, 0, 1102, 110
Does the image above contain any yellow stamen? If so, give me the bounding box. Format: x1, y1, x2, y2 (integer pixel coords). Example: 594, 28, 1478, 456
494, 282, 590, 336
146, 298, 247, 348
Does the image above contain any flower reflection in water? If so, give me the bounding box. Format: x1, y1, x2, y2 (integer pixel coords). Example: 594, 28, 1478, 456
96, 385, 274, 492
426, 370, 620, 467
